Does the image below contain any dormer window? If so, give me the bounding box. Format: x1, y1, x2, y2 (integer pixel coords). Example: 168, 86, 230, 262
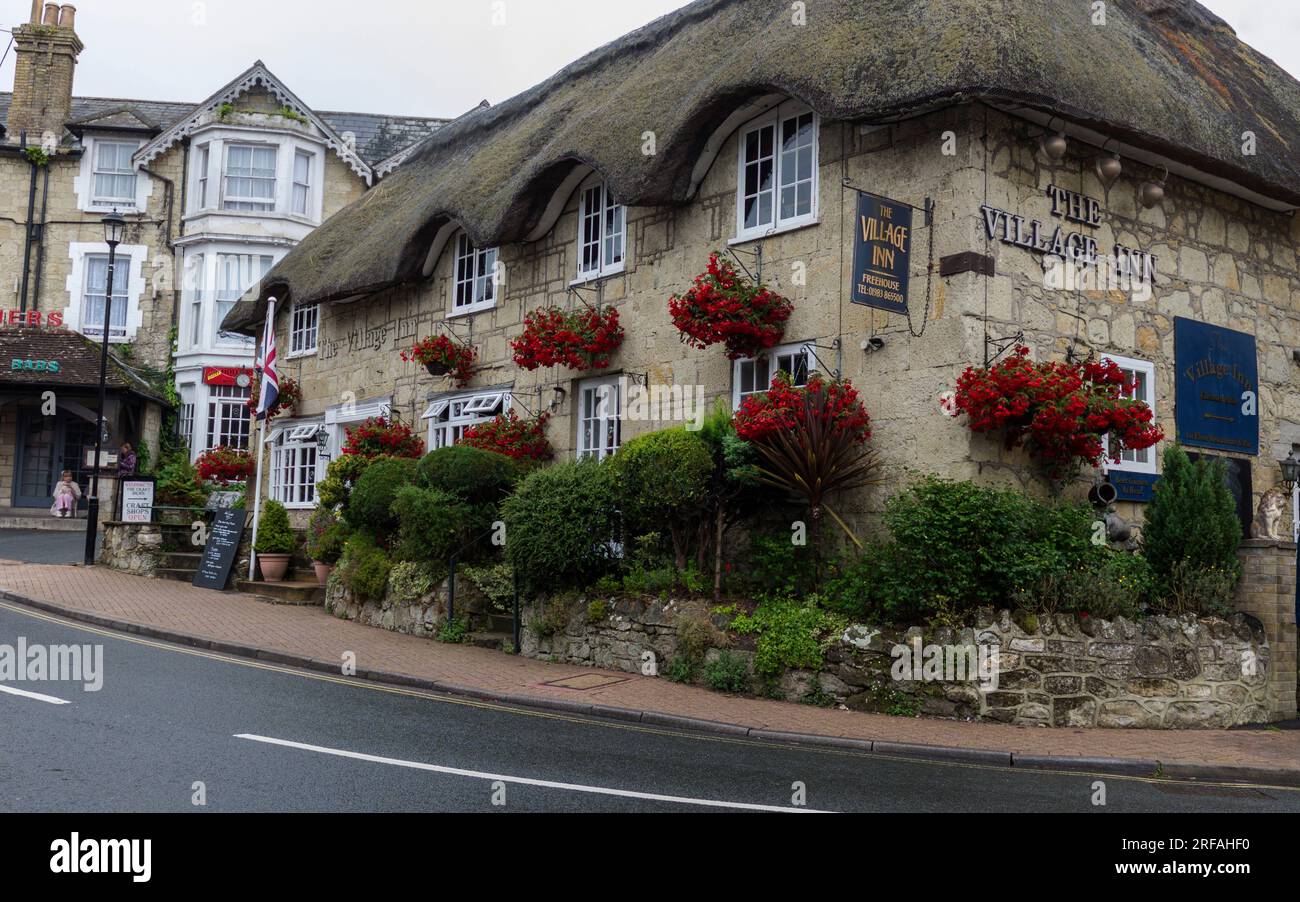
92, 140, 139, 209
223, 144, 277, 211
452, 233, 498, 316
735, 104, 819, 241
576, 178, 625, 282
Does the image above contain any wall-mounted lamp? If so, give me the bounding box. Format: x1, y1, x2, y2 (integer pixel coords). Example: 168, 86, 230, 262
860, 336, 886, 353
1040, 131, 1068, 163
1280, 450, 1300, 494
1140, 165, 1168, 209
549, 387, 567, 412
1095, 150, 1123, 187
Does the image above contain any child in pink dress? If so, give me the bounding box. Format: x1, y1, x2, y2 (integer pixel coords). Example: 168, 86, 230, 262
51, 470, 82, 518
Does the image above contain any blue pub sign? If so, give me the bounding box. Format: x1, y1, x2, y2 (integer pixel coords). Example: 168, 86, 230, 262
1174, 318, 1259, 456
850, 191, 912, 314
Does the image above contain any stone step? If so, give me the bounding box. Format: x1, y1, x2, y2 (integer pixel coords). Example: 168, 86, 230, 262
466, 631, 512, 651
157, 551, 203, 568
0, 512, 88, 532
484, 612, 517, 634
156, 568, 200, 583
236, 579, 325, 607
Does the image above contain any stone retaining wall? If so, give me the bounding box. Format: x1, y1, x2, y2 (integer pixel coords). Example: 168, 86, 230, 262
99, 522, 164, 576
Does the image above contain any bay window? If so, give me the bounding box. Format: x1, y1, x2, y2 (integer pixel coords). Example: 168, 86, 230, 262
292, 150, 312, 216
735, 104, 818, 241
215, 254, 272, 340
223, 144, 277, 211
206, 384, 252, 451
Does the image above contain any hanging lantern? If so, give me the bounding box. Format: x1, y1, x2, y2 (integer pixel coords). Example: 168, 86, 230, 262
1140, 166, 1168, 208
1040, 131, 1068, 162
1096, 151, 1122, 186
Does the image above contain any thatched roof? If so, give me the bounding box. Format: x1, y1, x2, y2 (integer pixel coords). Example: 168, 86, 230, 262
224, 0, 1300, 334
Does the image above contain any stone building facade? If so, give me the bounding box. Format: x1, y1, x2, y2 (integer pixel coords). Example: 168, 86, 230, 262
0, 2, 445, 523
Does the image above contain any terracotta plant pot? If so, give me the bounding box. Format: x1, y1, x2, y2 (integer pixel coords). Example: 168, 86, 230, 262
258, 554, 291, 583
313, 561, 334, 587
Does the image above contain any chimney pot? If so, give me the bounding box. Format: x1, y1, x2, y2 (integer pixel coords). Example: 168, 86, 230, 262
30, 0, 42, 24
59, 5, 75, 29
42, 4, 59, 26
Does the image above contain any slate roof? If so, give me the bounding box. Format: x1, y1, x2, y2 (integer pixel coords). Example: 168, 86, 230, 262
219, 0, 1300, 335
0, 92, 447, 166
0, 327, 170, 403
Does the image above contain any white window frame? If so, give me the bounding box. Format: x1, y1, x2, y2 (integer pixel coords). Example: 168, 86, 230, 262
1101, 353, 1158, 475
195, 144, 211, 210
289, 302, 319, 357
731, 342, 813, 410
451, 232, 498, 316
222, 143, 278, 212
75, 136, 151, 214
185, 252, 206, 349
81, 253, 131, 341
206, 383, 253, 452
270, 424, 324, 509
91, 139, 140, 209
177, 403, 195, 450
214, 253, 273, 345
733, 103, 819, 243
64, 243, 148, 343
578, 376, 622, 461
574, 177, 626, 283
291, 149, 313, 217
422, 391, 509, 449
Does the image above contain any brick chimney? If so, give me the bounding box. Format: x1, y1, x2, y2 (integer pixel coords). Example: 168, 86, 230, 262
7, 3, 83, 146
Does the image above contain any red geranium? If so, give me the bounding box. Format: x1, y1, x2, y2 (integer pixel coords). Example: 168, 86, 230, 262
953, 347, 1164, 478
195, 446, 255, 485
245, 375, 301, 420
461, 411, 553, 461
734, 373, 871, 445
342, 417, 424, 459
510, 307, 623, 372
669, 252, 794, 360
401, 335, 476, 387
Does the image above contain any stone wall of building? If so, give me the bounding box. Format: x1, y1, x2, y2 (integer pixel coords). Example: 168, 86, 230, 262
99, 521, 164, 576
1235, 539, 1298, 720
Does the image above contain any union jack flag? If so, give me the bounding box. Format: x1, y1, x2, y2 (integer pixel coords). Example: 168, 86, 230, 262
255, 298, 279, 421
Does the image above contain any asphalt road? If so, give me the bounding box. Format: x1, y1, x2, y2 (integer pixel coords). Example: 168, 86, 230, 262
0, 530, 92, 565
1, 601, 1298, 813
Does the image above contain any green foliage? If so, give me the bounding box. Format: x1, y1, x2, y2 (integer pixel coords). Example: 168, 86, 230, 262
305, 507, 349, 565
743, 531, 816, 600
609, 428, 712, 565
437, 616, 470, 644
722, 598, 847, 677
154, 450, 208, 508
390, 485, 471, 564
387, 561, 440, 604
1155, 560, 1237, 617
665, 656, 698, 684
502, 459, 618, 592
586, 599, 609, 623
416, 445, 521, 506
338, 533, 393, 602
23, 146, 49, 167
528, 599, 572, 638
703, 651, 751, 693
217, 102, 235, 120
345, 457, 417, 537
254, 500, 295, 554
275, 105, 307, 123
461, 562, 515, 612
674, 603, 727, 665
1143, 446, 1243, 586
318, 454, 391, 512
1012, 551, 1154, 621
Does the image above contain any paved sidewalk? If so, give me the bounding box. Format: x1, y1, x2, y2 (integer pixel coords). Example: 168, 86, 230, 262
2, 560, 1298, 783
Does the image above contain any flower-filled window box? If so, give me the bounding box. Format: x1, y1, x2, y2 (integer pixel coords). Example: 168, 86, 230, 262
462, 410, 554, 461
510, 306, 623, 372
401, 334, 476, 387
343, 416, 424, 459
245, 375, 302, 420
669, 252, 794, 360
196, 446, 256, 485
734, 373, 871, 445
953, 347, 1164, 479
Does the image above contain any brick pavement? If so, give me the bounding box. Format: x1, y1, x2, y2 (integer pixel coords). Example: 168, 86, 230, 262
1, 560, 1298, 775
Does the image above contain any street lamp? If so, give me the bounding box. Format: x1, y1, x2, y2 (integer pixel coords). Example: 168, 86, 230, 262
83, 208, 126, 565
1280, 450, 1300, 495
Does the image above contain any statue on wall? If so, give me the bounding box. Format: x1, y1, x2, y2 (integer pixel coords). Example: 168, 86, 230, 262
1251, 488, 1290, 541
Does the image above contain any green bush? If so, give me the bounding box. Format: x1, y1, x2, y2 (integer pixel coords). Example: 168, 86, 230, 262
502, 459, 618, 592
387, 560, 441, 604
870, 478, 1103, 622
305, 506, 349, 565
743, 531, 817, 600
1155, 560, 1237, 617
318, 454, 393, 512
1012, 551, 1154, 621
338, 533, 393, 602
704, 651, 751, 693
609, 428, 712, 566
723, 598, 848, 677
390, 485, 472, 564
461, 562, 516, 612
155, 451, 208, 508
345, 457, 417, 537
1143, 446, 1243, 586
254, 500, 295, 554
416, 445, 521, 506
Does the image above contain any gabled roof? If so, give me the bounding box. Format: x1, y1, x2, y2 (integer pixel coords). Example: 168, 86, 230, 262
221, 0, 1300, 335
135, 61, 379, 184
0, 327, 170, 404
67, 106, 162, 137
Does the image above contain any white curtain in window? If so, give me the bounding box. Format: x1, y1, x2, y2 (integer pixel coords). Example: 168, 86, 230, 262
93, 141, 137, 203
83, 255, 129, 335
225, 145, 277, 208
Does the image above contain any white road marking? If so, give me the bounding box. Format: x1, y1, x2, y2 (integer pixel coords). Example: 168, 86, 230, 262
0, 684, 71, 705
236, 733, 830, 813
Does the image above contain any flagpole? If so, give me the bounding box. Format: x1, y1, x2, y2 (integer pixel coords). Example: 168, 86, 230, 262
248, 296, 275, 582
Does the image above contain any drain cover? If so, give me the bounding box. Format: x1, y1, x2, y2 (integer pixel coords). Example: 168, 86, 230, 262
543, 673, 629, 691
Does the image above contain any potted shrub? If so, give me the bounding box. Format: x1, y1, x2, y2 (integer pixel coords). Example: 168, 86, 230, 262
510, 306, 623, 371
669, 252, 794, 360
254, 499, 296, 582
305, 506, 349, 586
401, 334, 476, 386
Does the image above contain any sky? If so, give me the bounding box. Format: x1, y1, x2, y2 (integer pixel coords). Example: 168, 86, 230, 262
0, 0, 1296, 118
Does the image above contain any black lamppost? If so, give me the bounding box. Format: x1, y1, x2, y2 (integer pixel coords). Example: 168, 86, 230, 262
83, 209, 126, 565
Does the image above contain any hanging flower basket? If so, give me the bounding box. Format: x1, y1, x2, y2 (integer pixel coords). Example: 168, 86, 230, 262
245, 375, 301, 419
510, 306, 624, 372
401, 335, 476, 387
669, 252, 794, 360
461, 410, 554, 461
734, 373, 871, 445
342, 416, 424, 459
952, 347, 1164, 479
195, 446, 256, 485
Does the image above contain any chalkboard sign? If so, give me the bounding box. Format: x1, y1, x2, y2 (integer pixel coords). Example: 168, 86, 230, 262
120, 479, 155, 524
193, 508, 248, 591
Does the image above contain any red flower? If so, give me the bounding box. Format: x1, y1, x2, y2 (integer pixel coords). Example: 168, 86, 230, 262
195, 447, 256, 485
952, 348, 1164, 479
246, 375, 302, 419
401, 335, 476, 387
461, 411, 553, 461
734, 372, 871, 445
668, 253, 794, 360
342, 417, 424, 460
510, 307, 624, 372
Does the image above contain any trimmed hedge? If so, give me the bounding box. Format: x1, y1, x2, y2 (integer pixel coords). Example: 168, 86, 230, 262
502, 459, 618, 592
391, 485, 474, 564
345, 457, 418, 537
416, 445, 521, 506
